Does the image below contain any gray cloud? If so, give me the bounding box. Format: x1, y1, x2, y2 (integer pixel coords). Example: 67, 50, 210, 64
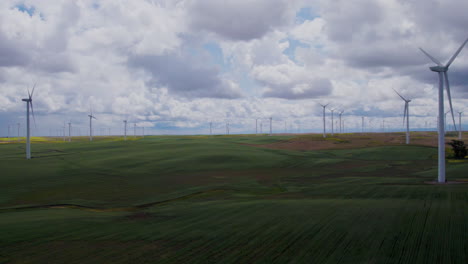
188, 0, 295, 41
128, 53, 243, 99
0, 33, 29, 67
262, 78, 332, 100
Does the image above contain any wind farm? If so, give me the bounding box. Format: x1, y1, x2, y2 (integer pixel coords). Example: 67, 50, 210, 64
1, 2, 468, 264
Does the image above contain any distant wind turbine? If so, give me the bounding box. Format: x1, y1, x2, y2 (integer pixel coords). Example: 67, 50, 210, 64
21, 84, 36, 159
68, 122, 72, 142
255, 118, 258, 135
269, 117, 272, 136
88, 108, 97, 141
330, 108, 335, 136
420, 36, 468, 183
444, 110, 450, 133
319, 103, 329, 138
361, 116, 364, 133
123, 120, 127, 140
17, 123, 20, 142
393, 88, 412, 144
338, 110, 344, 133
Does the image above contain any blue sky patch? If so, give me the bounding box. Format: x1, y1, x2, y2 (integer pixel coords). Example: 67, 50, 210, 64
203, 42, 226, 69
283, 38, 310, 62
296, 7, 318, 23
15, 3, 35, 16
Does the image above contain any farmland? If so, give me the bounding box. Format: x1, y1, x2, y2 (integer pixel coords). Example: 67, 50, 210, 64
0, 132, 467, 263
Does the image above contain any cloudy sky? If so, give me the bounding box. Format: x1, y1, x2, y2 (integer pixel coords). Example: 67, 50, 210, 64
1, 0, 467, 136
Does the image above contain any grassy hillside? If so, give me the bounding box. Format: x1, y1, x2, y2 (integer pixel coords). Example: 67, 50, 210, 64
0, 134, 467, 263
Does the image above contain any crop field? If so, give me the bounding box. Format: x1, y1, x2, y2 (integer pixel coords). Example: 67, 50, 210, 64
0, 132, 467, 263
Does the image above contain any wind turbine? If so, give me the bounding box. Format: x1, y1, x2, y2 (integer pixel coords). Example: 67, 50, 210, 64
319, 103, 328, 138
88, 109, 97, 141
338, 110, 344, 133
255, 118, 258, 135
21, 84, 36, 159
330, 109, 335, 136
444, 110, 450, 133
68, 122, 72, 142
458, 111, 463, 140
123, 120, 127, 140
420, 36, 468, 183
393, 89, 411, 144
17, 123, 20, 142
361, 116, 364, 133
62, 122, 66, 142
269, 117, 272, 136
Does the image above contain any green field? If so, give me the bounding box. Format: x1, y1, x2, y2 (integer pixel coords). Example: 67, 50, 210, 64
1, 134, 467, 263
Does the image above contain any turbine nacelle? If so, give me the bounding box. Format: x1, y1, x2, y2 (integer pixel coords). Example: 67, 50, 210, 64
429, 66, 447, 72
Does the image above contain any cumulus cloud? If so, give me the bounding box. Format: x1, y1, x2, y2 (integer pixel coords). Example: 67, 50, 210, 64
188, 0, 298, 41
1, 0, 468, 135
128, 52, 243, 99
252, 63, 332, 99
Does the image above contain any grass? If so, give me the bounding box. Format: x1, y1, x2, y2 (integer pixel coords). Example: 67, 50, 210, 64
0, 134, 467, 263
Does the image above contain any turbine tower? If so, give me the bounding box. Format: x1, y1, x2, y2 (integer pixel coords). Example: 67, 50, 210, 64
123, 120, 127, 140
393, 89, 412, 144
319, 103, 328, 138
330, 109, 335, 136
361, 116, 364, 133
88, 109, 97, 141
269, 117, 272, 136
210, 122, 212, 135
338, 110, 344, 133
62, 122, 66, 142
420, 36, 468, 183
255, 118, 258, 135
68, 122, 72, 142
458, 111, 463, 140
21, 84, 36, 159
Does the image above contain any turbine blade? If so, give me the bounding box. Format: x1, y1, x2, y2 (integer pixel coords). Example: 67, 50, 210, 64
444, 72, 457, 131
30, 83, 36, 99
405, 102, 409, 120
446, 37, 468, 68
393, 88, 407, 101
402, 104, 407, 125
30, 101, 37, 128
419, 48, 443, 66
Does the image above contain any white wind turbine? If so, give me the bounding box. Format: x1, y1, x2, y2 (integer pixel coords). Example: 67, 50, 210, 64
17, 123, 20, 142
68, 122, 72, 142
330, 108, 335, 136
393, 89, 412, 144
88, 108, 97, 141
319, 103, 329, 138
123, 120, 128, 140
21, 84, 36, 159
338, 110, 344, 133
269, 117, 272, 136
444, 110, 450, 132
420, 36, 468, 183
